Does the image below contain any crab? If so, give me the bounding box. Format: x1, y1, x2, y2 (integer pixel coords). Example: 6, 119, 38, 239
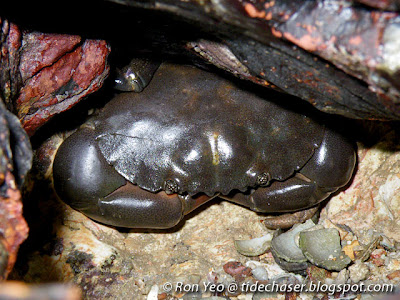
53, 63, 356, 229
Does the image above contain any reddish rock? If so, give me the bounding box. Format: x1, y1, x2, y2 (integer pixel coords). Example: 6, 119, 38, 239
0, 19, 22, 108
0, 19, 108, 281
372, 257, 386, 267
1, 19, 110, 136
0, 96, 32, 279
386, 269, 400, 280
223, 261, 252, 281
0, 171, 28, 279
17, 38, 110, 136
19, 33, 82, 83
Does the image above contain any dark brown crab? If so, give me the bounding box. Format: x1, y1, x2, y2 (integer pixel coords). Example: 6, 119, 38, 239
53, 63, 356, 229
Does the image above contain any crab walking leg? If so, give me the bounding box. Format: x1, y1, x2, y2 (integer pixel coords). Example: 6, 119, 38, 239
220, 128, 356, 213
53, 127, 214, 228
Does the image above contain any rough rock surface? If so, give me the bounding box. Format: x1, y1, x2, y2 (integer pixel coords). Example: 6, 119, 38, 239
0, 99, 32, 280
16, 36, 110, 136
0, 19, 111, 137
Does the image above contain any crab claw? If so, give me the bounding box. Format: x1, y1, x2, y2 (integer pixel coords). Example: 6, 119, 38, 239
83, 183, 186, 229
53, 127, 200, 229
220, 127, 356, 213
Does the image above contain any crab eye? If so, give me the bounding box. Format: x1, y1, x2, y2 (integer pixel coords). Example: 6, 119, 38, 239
114, 58, 160, 92
164, 179, 180, 194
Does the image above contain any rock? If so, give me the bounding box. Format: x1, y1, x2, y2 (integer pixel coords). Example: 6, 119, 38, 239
251, 267, 268, 281
0, 19, 111, 136
348, 261, 370, 283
